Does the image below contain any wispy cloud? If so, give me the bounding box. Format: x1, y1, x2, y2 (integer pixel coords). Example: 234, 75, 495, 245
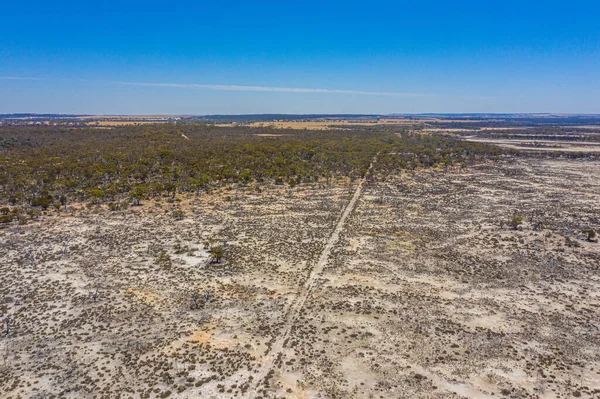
0, 76, 435, 97
0, 76, 46, 80
111, 80, 434, 97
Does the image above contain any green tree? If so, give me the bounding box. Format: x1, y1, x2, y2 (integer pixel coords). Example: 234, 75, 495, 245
210, 245, 224, 263
583, 229, 597, 242
130, 185, 148, 206
36, 197, 52, 210
510, 216, 524, 230
88, 189, 105, 204
239, 170, 252, 184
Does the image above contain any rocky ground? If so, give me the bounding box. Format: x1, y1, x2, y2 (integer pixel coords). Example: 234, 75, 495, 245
1, 157, 599, 399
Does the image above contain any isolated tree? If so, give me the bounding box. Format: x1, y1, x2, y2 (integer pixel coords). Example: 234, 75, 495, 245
583, 229, 598, 242
90, 285, 99, 302
510, 216, 524, 230
4, 314, 11, 336
210, 245, 224, 263
191, 290, 201, 310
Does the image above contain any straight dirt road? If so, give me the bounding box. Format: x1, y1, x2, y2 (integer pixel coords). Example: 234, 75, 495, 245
245, 155, 378, 398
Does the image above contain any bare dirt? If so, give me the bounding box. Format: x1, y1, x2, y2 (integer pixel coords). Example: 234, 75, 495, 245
463, 137, 600, 153
1, 157, 599, 399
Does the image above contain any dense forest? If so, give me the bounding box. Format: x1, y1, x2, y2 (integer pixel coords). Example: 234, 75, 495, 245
0, 124, 499, 215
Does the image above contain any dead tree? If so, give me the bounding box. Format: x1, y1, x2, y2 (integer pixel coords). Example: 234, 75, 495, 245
191, 291, 200, 310
4, 314, 11, 336
91, 285, 99, 302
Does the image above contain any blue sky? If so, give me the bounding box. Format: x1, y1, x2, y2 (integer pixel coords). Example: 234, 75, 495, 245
1, 0, 599, 114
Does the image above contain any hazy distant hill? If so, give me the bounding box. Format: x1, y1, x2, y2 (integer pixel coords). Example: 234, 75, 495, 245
0, 113, 82, 120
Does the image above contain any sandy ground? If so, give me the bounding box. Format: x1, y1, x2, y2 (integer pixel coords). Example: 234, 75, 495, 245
463, 137, 600, 153
1, 157, 599, 398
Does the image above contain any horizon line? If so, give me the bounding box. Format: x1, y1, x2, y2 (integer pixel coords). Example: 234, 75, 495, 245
1, 111, 600, 117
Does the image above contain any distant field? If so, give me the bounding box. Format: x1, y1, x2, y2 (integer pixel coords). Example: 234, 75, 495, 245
222, 121, 376, 130
76, 115, 174, 120
85, 120, 170, 126
215, 119, 427, 130
77, 115, 175, 126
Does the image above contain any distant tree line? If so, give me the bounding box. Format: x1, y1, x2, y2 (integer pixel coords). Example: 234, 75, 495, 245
0, 124, 499, 212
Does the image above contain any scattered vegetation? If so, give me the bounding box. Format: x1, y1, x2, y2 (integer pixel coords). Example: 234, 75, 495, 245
2, 120, 598, 398
154, 249, 172, 269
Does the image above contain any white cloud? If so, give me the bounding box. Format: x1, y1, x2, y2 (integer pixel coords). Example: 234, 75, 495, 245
0, 76, 434, 97
111, 80, 434, 97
